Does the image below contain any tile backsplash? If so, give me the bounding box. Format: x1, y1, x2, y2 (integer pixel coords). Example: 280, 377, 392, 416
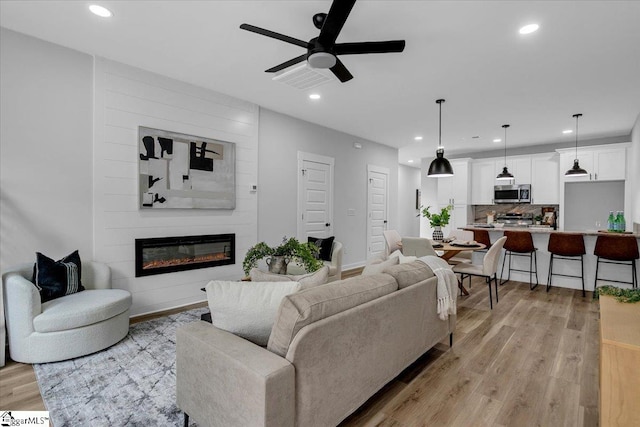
473, 204, 559, 223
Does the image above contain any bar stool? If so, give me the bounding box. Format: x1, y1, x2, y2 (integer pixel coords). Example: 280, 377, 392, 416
500, 230, 539, 289
473, 229, 492, 254
594, 235, 639, 291
547, 233, 586, 297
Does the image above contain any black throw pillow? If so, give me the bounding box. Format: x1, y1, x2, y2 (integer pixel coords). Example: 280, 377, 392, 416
308, 236, 335, 262
32, 250, 85, 303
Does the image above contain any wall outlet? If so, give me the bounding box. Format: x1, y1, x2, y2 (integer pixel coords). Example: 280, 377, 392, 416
347, 208, 356, 216
250, 184, 257, 192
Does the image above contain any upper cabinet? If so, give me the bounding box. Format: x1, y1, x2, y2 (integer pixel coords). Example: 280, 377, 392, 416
437, 159, 470, 206
530, 153, 559, 204
558, 144, 628, 182
494, 157, 532, 185
470, 160, 495, 205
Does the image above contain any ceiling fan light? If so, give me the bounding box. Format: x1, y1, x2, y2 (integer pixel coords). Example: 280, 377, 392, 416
427, 148, 454, 177
565, 159, 589, 177
308, 52, 337, 69
496, 166, 514, 180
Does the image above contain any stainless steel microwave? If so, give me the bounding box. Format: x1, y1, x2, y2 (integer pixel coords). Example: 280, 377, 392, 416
494, 184, 531, 204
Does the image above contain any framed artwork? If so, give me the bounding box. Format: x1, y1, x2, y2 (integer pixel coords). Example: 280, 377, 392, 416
416, 189, 421, 210
138, 127, 235, 209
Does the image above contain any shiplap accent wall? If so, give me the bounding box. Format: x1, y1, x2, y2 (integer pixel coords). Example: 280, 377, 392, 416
93, 58, 258, 316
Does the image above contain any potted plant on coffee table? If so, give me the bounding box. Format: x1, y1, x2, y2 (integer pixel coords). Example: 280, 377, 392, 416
419, 205, 452, 241
242, 236, 322, 277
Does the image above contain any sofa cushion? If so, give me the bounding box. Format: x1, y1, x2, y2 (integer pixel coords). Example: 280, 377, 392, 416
267, 273, 398, 357
249, 266, 329, 290
388, 250, 418, 264
33, 289, 131, 333
32, 250, 85, 303
361, 256, 399, 276
383, 261, 435, 289
206, 281, 301, 346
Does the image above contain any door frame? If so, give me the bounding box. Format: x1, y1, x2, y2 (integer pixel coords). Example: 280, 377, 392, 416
297, 151, 335, 240
366, 164, 390, 259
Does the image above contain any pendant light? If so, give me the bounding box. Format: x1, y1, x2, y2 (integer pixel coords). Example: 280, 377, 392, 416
565, 113, 588, 177
496, 124, 514, 180
427, 99, 454, 177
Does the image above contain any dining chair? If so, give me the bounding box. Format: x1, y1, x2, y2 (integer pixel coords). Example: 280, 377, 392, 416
383, 230, 402, 255
401, 237, 438, 257
447, 230, 474, 264
452, 236, 507, 309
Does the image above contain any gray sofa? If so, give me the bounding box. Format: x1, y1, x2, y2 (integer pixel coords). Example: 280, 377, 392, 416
176, 261, 455, 427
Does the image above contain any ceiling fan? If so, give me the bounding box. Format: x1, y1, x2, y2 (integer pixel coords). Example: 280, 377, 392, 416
239, 0, 405, 83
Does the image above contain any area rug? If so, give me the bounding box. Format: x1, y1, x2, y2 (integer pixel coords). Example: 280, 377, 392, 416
33, 307, 209, 426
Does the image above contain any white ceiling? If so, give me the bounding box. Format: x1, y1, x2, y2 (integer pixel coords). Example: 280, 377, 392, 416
2, 1, 640, 167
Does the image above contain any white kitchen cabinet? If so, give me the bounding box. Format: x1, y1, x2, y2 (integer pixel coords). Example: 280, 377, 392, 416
531, 153, 559, 204
471, 160, 495, 205
442, 204, 471, 237
437, 159, 470, 206
559, 144, 626, 182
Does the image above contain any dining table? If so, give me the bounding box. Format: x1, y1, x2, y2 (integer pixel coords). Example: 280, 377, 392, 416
433, 241, 487, 295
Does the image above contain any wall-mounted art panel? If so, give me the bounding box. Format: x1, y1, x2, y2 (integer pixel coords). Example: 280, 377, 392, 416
138, 127, 235, 209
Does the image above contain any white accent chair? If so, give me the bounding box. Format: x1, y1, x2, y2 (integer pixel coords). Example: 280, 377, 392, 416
447, 229, 475, 264
287, 241, 343, 282
2, 261, 132, 364
452, 236, 507, 309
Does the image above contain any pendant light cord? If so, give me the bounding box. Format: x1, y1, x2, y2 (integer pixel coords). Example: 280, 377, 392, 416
572, 113, 583, 160
502, 124, 510, 166
436, 99, 444, 148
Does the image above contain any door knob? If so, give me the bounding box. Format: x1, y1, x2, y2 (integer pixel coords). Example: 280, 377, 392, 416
325, 223, 331, 227
383, 220, 388, 224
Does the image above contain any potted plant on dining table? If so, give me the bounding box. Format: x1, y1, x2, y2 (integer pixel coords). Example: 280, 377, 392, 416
419, 205, 452, 241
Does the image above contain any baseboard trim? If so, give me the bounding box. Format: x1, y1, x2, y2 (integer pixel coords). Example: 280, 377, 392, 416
130, 300, 207, 324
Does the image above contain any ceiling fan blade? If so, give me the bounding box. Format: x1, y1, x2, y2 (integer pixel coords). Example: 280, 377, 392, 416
240, 24, 308, 49
335, 40, 406, 55
265, 54, 308, 73
330, 59, 353, 83
317, 0, 357, 47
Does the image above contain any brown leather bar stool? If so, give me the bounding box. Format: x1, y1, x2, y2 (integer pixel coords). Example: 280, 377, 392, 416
594, 235, 639, 291
547, 233, 586, 297
473, 229, 492, 254
500, 230, 539, 289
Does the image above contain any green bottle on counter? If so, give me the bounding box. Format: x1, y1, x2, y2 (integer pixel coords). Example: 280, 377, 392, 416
614, 211, 622, 232
607, 211, 615, 231
619, 211, 626, 232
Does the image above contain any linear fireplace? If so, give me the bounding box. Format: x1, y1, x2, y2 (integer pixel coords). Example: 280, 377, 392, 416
135, 233, 235, 277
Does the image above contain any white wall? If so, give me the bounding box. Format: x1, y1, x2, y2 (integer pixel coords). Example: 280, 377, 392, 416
419, 158, 438, 238
258, 109, 398, 268
0, 28, 93, 270
93, 58, 259, 316
631, 113, 640, 231
398, 165, 421, 237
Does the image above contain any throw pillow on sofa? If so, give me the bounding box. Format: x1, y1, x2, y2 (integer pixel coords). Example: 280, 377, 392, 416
389, 250, 417, 264
308, 236, 335, 261
32, 250, 85, 303
249, 265, 329, 289
361, 256, 399, 276
205, 280, 301, 346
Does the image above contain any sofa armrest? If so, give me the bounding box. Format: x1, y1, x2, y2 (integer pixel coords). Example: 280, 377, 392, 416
176, 321, 295, 427
3, 272, 41, 338
83, 261, 112, 290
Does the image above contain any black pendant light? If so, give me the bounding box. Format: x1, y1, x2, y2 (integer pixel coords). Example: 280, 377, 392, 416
496, 124, 514, 180
427, 99, 454, 177
565, 113, 588, 177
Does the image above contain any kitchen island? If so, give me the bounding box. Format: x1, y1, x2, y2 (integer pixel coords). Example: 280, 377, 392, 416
463, 226, 640, 293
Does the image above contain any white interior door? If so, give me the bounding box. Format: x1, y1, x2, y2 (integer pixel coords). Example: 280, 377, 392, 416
297, 152, 334, 240
367, 165, 389, 259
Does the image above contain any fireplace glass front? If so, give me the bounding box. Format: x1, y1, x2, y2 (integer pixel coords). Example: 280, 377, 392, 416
135, 234, 235, 277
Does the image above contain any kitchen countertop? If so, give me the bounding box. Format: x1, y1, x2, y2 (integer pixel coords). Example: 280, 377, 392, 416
463, 226, 640, 238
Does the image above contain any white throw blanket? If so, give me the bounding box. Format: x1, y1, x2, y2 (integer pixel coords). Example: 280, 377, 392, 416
417, 255, 458, 320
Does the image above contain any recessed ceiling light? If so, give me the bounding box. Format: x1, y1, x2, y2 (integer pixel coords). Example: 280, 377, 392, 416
309, 93, 321, 100
519, 23, 539, 35
89, 4, 113, 18
407, 160, 414, 163
562, 129, 573, 134
414, 136, 423, 141
493, 138, 502, 143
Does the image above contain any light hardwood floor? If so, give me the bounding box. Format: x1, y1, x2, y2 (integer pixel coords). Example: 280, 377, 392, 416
0, 278, 599, 427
